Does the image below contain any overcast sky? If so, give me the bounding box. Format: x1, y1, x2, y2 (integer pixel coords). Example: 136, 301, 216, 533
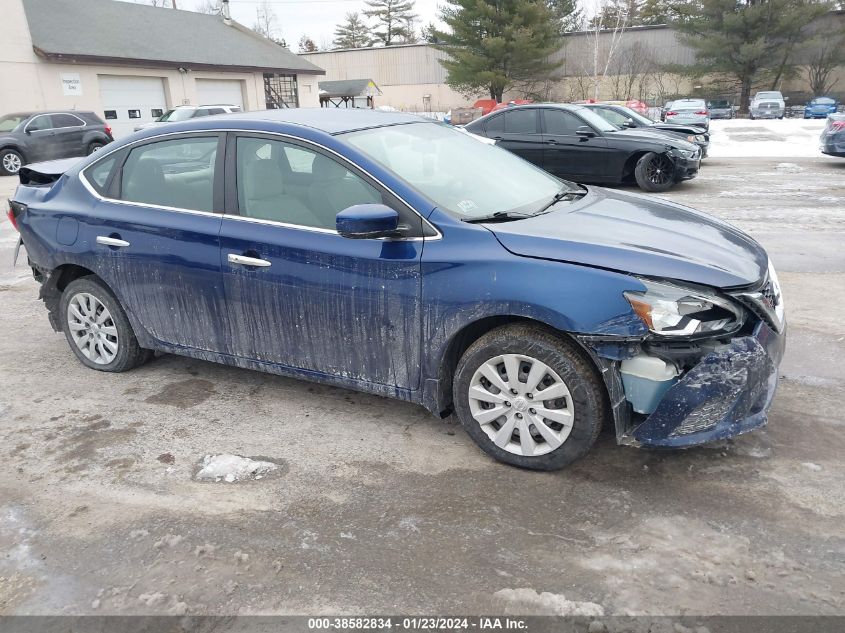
172, 0, 444, 51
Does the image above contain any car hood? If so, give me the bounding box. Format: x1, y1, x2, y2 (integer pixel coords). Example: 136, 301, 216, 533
487, 186, 767, 289
608, 128, 697, 150
651, 122, 707, 135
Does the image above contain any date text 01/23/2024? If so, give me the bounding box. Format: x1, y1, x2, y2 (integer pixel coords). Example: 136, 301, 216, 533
307, 617, 528, 630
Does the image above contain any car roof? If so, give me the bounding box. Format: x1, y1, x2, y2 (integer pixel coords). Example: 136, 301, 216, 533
214, 108, 432, 134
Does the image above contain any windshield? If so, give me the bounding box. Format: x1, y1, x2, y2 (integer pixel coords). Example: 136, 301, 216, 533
158, 108, 196, 122
575, 108, 618, 133
673, 100, 706, 111
710, 100, 729, 108
756, 92, 782, 100
618, 107, 654, 125
813, 98, 834, 105
343, 122, 573, 219
0, 114, 28, 132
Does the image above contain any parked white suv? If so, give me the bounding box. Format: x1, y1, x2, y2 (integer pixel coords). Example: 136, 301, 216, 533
133, 104, 242, 132
750, 91, 785, 120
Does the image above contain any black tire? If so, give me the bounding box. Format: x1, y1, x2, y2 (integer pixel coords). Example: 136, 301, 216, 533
87, 141, 106, 155
59, 276, 151, 372
634, 151, 677, 193
453, 324, 606, 471
0, 148, 24, 176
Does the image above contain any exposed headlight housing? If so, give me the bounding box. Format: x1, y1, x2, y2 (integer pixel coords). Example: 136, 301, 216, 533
624, 279, 745, 338
671, 147, 696, 159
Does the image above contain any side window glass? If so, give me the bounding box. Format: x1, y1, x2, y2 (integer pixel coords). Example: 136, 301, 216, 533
504, 109, 539, 134
51, 114, 82, 128
120, 136, 218, 211
207, 108, 226, 115
485, 114, 504, 134
84, 155, 118, 195
544, 110, 580, 135
193, 109, 211, 117
236, 136, 382, 230
28, 115, 53, 131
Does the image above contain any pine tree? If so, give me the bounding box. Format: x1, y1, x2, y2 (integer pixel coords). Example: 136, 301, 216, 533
364, 0, 418, 46
298, 35, 319, 53
333, 12, 373, 49
434, 0, 566, 101
670, 0, 833, 112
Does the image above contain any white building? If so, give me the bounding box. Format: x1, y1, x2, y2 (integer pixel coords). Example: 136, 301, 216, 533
3, 0, 325, 137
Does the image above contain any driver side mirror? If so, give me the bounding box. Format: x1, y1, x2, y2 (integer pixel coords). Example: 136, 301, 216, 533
623, 118, 636, 128
337, 204, 402, 239
576, 126, 596, 139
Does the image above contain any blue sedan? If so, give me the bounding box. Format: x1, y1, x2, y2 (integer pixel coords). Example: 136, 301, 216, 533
804, 97, 838, 119
8, 110, 786, 470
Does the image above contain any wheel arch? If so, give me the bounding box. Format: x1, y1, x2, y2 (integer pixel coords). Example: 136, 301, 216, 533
622, 150, 651, 182
40, 263, 111, 331
0, 144, 26, 164
431, 315, 604, 417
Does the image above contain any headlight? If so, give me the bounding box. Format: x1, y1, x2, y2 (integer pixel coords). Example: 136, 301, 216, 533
624, 279, 745, 337
672, 148, 696, 159
694, 134, 706, 142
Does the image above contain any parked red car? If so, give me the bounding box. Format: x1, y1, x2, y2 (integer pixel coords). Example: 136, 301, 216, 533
472, 99, 534, 115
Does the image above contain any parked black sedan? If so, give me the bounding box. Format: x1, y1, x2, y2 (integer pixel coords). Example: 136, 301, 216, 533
582, 103, 710, 158
0, 111, 113, 176
464, 104, 700, 192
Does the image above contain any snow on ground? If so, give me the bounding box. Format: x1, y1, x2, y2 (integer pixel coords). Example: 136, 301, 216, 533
195, 454, 279, 482
707, 118, 827, 158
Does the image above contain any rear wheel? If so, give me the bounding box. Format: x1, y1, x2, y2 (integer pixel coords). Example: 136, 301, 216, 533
453, 324, 605, 470
59, 276, 151, 372
0, 148, 23, 176
634, 152, 676, 192
87, 141, 106, 155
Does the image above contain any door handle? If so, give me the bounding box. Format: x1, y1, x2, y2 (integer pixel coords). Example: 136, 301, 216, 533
547, 139, 558, 145
228, 253, 271, 268
96, 236, 130, 247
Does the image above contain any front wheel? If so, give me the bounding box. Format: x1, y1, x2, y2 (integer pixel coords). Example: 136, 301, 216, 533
453, 325, 606, 470
59, 276, 151, 372
0, 148, 23, 176
634, 152, 676, 192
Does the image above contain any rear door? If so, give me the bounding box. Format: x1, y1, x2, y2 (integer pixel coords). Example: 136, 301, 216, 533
540, 108, 608, 181
217, 133, 425, 389
81, 133, 227, 351
484, 109, 544, 166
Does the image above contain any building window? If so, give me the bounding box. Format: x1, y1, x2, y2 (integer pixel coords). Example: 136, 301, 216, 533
151, 108, 164, 118
104, 110, 117, 120
128, 109, 141, 119
263, 73, 299, 109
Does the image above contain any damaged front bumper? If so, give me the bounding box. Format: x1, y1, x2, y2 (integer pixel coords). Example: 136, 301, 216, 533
580, 318, 786, 449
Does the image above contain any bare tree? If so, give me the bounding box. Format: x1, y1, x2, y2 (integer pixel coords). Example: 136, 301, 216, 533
590, 0, 629, 99
194, 0, 219, 14
804, 33, 845, 96
252, 0, 285, 46
607, 42, 655, 99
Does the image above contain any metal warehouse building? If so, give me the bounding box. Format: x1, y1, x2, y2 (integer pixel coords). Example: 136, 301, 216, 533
303, 19, 845, 113
3, 0, 325, 137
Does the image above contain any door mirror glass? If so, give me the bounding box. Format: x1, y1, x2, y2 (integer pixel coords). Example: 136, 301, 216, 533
337, 204, 400, 239
576, 126, 596, 138
624, 118, 636, 128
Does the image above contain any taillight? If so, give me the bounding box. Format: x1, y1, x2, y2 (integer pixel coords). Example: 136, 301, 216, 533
666, 111, 677, 116
7, 203, 19, 232
695, 110, 709, 115
831, 121, 845, 131
104, 125, 112, 137
7, 200, 27, 232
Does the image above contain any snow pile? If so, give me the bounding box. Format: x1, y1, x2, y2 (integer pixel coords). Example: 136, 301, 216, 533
707, 118, 826, 158
493, 588, 605, 616
195, 454, 278, 482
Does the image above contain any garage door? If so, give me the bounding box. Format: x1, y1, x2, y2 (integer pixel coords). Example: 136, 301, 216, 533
98, 75, 167, 138
196, 79, 244, 109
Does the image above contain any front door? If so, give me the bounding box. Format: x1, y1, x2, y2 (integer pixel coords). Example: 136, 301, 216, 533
218, 134, 424, 389
82, 133, 227, 350
484, 109, 544, 167
540, 109, 609, 181
24, 114, 61, 162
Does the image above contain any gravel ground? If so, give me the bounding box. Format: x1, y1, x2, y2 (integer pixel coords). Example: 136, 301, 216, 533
0, 154, 843, 617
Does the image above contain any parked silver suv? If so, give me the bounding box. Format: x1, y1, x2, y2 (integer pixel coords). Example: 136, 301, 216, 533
750, 91, 785, 120
133, 104, 242, 132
